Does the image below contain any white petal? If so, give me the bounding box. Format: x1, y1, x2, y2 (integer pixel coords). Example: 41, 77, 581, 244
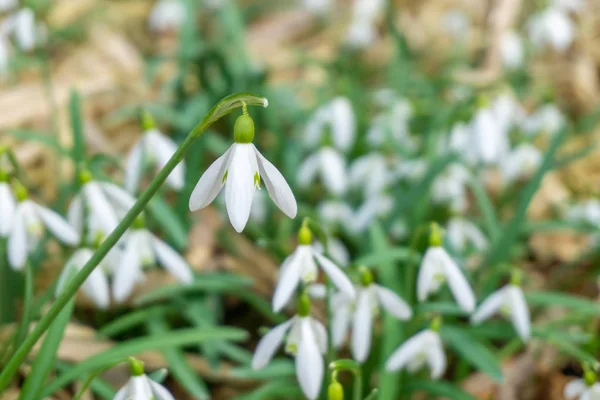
272, 250, 303, 312
507, 286, 531, 342
471, 287, 508, 324
352, 290, 373, 363
319, 148, 347, 196
149, 379, 176, 400
34, 204, 79, 245
307, 283, 327, 299
330, 97, 355, 152
189, 146, 233, 211
297, 153, 320, 188
225, 144, 255, 232
82, 261, 111, 309
251, 319, 293, 369
129, 376, 153, 400
151, 236, 193, 283
564, 379, 586, 399
112, 386, 129, 400
56, 249, 92, 296
7, 207, 28, 270
332, 303, 351, 348
112, 232, 143, 303
426, 335, 447, 379
385, 330, 428, 372
150, 131, 185, 191
84, 182, 119, 236
125, 141, 143, 193
99, 182, 136, 212
66, 195, 83, 236
254, 146, 297, 219
313, 252, 355, 299
0, 182, 15, 237
374, 285, 412, 320
417, 248, 437, 302
311, 319, 328, 354
439, 249, 475, 312
296, 318, 324, 400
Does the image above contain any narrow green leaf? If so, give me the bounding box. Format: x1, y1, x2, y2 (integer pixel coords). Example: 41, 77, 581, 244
533, 329, 597, 364
402, 379, 476, 400
233, 380, 303, 400
353, 247, 419, 267
467, 174, 500, 241
415, 302, 468, 317
147, 196, 188, 250
231, 359, 295, 379
69, 90, 85, 175
5, 130, 66, 155
98, 305, 171, 337
526, 292, 600, 316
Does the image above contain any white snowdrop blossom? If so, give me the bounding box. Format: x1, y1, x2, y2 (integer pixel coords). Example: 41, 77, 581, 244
0, 0, 16, 12
348, 153, 391, 197
297, 147, 348, 196
0, 180, 15, 237
445, 122, 472, 161
500, 143, 542, 183
8, 195, 79, 270
386, 329, 447, 379
528, 8, 575, 52
431, 163, 470, 213
113, 226, 193, 303
501, 31, 524, 70
521, 104, 565, 137
56, 248, 110, 309
348, 195, 393, 234
564, 378, 600, 400
148, 0, 186, 32
317, 200, 354, 228
567, 200, 600, 226
417, 227, 476, 312
471, 284, 531, 341
367, 96, 416, 150
11, 8, 38, 51
114, 373, 175, 400
304, 97, 355, 153
252, 302, 326, 400
492, 93, 526, 134
189, 112, 297, 233
345, 0, 384, 48
446, 217, 488, 253
0, 37, 9, 75
442, 9, 471, 40
470, 107, 510, 165
312, 237, 350, 267
395, 158, 427, 182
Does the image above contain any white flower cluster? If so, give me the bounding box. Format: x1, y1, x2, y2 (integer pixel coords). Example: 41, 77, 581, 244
0, 3, 45, 74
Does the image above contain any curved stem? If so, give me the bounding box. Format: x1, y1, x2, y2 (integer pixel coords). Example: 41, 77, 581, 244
14, 260, 34, 349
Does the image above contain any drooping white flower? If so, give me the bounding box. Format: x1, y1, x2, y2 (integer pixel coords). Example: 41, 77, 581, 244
0, 36, 9, 75
492, 93, 526, 134
113, 226, 193, 303
317, 200, 354, 229
521, 104, 565, 137
297, 148, 348, 196
385, 329, 447, 379
446, 217, 488, 253
189, 112, 297, 233
11, 8, 38, 51
348, 194, 393, 234
345, 0, 384, 48
417, 231, 476, 312
528, 8, 575, 52
552, 0, 585, 13
125, 127, 185, 193
564, 378, 600, 400
8, 197, 79, 270
367, 93, 415, 149
567, 199, 600, 226
252, 308, 326, 400
312, 237, 350, 267
471, 284, 531, 341
148, 0, 186, 33
441, 9, 471, 40
304, 97, 355, 153
56, 248, 110, 309
348, 153, 390, 197
500, 143, 542, 183
445, 122, 472, 159
0, 0, 17, 12
114, 373, 175, 400
500, 31, 524, 70
470, 107, 510, 165
431, 163, 470, 213
0, 181, 15, 237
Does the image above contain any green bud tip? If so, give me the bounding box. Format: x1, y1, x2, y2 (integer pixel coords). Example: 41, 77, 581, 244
78, 169, 92, 185
129, 357, 145, 377
584, 370, 597, 386
141, 109, 156, 131
234, 113, 255, 144
328, 380, 344, 400
476, 95, 490, 109
133, 214, 146, 229
298, 224, 313, 245
0, 169, 8, 182
297, 293, 311, 317
429, 222, 443, 247
359, 266, 374, 287
13, 181, 28, 201
430, 316, 442, 332
510, 269, 523, 286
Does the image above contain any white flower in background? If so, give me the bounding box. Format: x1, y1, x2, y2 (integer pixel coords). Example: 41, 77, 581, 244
252, 297, 326, 400
501, 31, 524, 70
56, 248, 110, 309
272, 225, 355, 312
148, 0, 186, 33
0, 37, 9, 75
521, 104, 565, 137
345, 0, 384, 48
395, 158, 427, 182
445, 122, 471, 159
125, 123, 185, 193
564, 378, 600, 400
492, 93, 526, 134
431, 163, 470, 213
0, 0, 16, 12
471, 284, 531, 341
470, 107, 510, 165
442, 9, 471, 40
349, 153, 390, 197
552, 0, 585, 13
304, 97, 355, 153
317, 201, 354, 228
367, 95, 416, 150
446, 217, 488, 253
249, 189, 268, 225
302, 0, 331, 15
417, 225, 476, 312
8, 190, 79, 270
113, 224, 193, 302
11, 8, 38, 51
189, 112, 297, 233
114, 371, 175, 400
528, 8, 575, 52
0, 179, 15, 237
385, 328, 446, 379
297, 148, 348, 196
312, 237, 350, 267
348, 194, 393, 234
390, 219, 409, 240
567, 200, 600, 226
500, 143, 542, 183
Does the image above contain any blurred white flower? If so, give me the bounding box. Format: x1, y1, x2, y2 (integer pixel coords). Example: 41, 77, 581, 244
395, 158, 427, 182
8, 199, 79, 270
113, 227, 193, 303
500, 143, 542, 183
252, 313, 326, 400
11, 8, 38, 51
348, 195, 393, 234
302, 0, 331, 15
567, 199, 600, 226
470, 107, 510, 165
297, 148, 348, 196
0, 0, 16, 12
114, 373, 175, 400
521, 104, 565, 137
305, 97, 355, 153
431, 163, 470, 213
442, 9, 470, 40
528, 8, 575, 52
385, 329, 446, 378
189, 142, 297, 233
445, 122, 471, 158
492, 93, 526, 134
564, 379, 600, 400
56, 248, 110, 309
446, 217, 488, 253
471, 284, 531, 341
312, 237, 350, 267
417, 244, 475, 312
148, 0, 186, 32
345, 0, 384, 48
367, 97, 416, 149
317, 200, 354, 228
125, 128, 185, 193
500, 31, 524, 70
349, 153, 390, 197
0, 36, 9, 75
0, 181, 15, 237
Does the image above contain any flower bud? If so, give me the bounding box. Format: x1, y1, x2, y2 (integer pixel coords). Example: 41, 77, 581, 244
141, 109, 156, 131
298, 224, 313, 245
13, 181, 28, 201
359, 266, 374, 287
297, 293, 311, 317
429, 222, 443, 247
78, 169, 92, 185
234, 114, 255, 144
328, 380, 344, 400
129, 357, 145, 377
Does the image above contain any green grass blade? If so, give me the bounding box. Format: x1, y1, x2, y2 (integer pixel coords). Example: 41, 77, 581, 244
526, 292, 600, 316
402, 379, 476, 400
147, 196, 188, 250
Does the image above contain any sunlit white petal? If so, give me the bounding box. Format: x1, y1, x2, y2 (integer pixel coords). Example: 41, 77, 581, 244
313, 252, 355, 299
251, 319, 294, 370
225, 144, 255, 232
374, 285, 412, 320
254, 146, 297, 218
296, 318, 324, 400
189, 146, 233, 211
151, 236, 193, 283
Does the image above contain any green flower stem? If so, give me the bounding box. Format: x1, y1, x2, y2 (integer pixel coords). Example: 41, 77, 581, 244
14, 260, 34, 350
0, 93, 267, 393
72, 359, 126, 400
0, 238, 13, 324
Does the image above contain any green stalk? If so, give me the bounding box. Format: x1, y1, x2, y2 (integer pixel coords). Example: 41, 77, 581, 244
0, 238, 13, 324
0, 93, 267, 393
353, 368, 363, 400
14, 261, 34, 349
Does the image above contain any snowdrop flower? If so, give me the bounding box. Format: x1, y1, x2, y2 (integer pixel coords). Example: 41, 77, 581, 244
471, 282, 531, 341
500, 144, 542, 183
564, 375, 600, 400
492, 93, 526, 134
348, 153, 390, 197
470, 106, 510, 165
528, 8, 575, 52
395, 158, 427, 182
113, 218, 193, 303
252, 295, 326, 400
11, 8, 37, 51
500, 31, 524, 70
567, 200, 600, 226
305, 97, 355, 153
302, 0, 331, 15
521, 104, 565, 137
125, 115, 185, 193
317, 201, 354, 229
0, 175, 15, 237
312, 236, 350, 267
148, 0, 186, 33
445, 122, 471, 158
115, 359, 175, 400
297, 148, 348, 196
446, 217, 488, 253
442, 9, 471, 40
0, 36, 9, 75
8, 183, 79, 270
272, 224, 355, 312
367, 96, 416, 150
333, 268, 412, 362
345, 0, 384, 48
431, 163, 470, 213
417, 224, 476, 312
0, 0, 16, 12
348, 195, 393, 234
189, 110, 297, 233
386, 324, 446, 379
56, 248, 110, 309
